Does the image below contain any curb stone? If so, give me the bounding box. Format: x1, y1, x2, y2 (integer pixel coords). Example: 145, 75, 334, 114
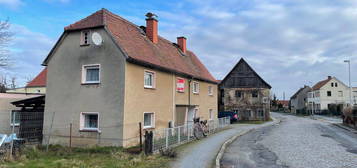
215, 118, 281, 168
332, 123, 357, 134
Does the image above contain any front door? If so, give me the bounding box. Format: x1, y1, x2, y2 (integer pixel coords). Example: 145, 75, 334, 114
187, 107, 197, 125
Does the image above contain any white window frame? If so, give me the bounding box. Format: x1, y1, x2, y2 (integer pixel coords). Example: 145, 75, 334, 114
144, 70, 156, 89
80, 112, 99, 131
193, 81, 199, 94
80, 30, 91, 46
209, 109, 213, 120
82, 64, 101, 84
10, 111, 20, 126
208, 85, 213, 96
338, 91, 343, 97
143, 112, 155, 129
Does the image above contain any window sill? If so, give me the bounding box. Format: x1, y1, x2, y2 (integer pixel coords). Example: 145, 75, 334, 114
193, 92, 199, 95
79, 128, 99, 132
144, 86, 156, 90
81, 82, 100, 85
80, 44, 90, 47
10, 124, 20, 127
143, 126, 155, 129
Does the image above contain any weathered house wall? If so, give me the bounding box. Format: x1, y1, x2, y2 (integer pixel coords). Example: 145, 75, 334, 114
290, 86, 311, 114
219, 58, 271, 121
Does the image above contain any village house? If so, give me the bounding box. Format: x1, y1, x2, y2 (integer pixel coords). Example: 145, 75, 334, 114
218, 58, 271, 121
42, 9, 218, 147
307, 76, 351, 115
6, 68, 47, 94
290, 85, 311, 114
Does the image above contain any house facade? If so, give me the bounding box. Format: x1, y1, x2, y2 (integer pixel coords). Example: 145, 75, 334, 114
6, 68, 47, 94
218, 58, 271, 121
290, 85, 311, 114
42, 9, 217, 147
307, 76, 350, 114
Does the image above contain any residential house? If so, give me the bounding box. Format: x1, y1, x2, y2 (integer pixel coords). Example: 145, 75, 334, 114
42, 9, 218, 147
277, 100, 289, 111
307, 76, 350, 115
290, 85, 311, 114
218, 58, 271, 121
6, 68, 47, 94
353, 87, 357, 105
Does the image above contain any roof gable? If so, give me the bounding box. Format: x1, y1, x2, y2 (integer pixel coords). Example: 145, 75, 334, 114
219, 58, 271, 89
291, 86, 311, 99
26, 68, 47, 87
45, 9, 216, 83
312, 76, 348, 90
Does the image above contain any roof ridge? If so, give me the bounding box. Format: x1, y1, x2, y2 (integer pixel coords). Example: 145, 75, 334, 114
64, 9, 105, 30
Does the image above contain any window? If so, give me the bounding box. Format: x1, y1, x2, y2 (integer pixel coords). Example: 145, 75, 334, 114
331, 83, 334, 87
10, 111, 20, 126
335, 83, 338, 87
82, 64, 100, 84
315, 91, 320, 97
193, 82, 199, 94
143, 112, 155, 128
252, 91, 258, 98
144, 71, 155, 88
209, 109, 213, 120
80, 112, 99, 131
327, 91, 332, 97
81, 30, 90, 45
235, 90, 243, 98
208, 86, 213, 95
338, 91, 343, 97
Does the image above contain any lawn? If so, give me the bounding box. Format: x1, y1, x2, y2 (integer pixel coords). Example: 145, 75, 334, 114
0, 145, 171, 168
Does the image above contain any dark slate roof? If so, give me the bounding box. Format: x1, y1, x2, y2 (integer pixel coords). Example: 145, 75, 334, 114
290, 86, 311, 99
219, 58, 271, 89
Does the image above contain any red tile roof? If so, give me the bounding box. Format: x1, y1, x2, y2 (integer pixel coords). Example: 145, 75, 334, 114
277, 100, 289, 107
63, 9, 216, 83
26, 68, 47, 87
312, 76, 332, 90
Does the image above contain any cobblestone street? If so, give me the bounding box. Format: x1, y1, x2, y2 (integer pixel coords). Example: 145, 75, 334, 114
221, 113, 357, 168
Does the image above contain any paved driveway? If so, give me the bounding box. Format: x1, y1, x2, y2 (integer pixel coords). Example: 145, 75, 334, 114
171, 120, 277, 168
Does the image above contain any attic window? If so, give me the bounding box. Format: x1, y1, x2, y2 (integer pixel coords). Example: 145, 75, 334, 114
81, 30, 90, 46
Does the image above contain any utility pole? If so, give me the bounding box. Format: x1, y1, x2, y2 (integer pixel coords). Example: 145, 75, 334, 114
344, 60, 352, 106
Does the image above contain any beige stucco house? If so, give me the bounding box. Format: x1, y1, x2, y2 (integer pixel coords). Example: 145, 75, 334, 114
42, 9, 218, 147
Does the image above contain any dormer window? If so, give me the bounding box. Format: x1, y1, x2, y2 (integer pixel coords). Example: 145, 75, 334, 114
81, 30, 90, 46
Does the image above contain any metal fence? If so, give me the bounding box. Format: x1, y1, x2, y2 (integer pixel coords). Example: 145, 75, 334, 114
152, 117, 230, 152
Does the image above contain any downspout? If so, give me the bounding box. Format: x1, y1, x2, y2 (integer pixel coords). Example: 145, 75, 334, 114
172, 74, 176, 127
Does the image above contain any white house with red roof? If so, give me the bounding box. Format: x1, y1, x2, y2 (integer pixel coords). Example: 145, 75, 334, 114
307, 76, 351, 114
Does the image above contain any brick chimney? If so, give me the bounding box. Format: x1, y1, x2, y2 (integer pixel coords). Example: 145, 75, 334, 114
177, 36, 187, 53
145, 12, 158, 44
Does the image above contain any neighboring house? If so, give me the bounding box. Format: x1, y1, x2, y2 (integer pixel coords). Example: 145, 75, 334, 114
290, 85, 311, 114
6, 68, 47, 94
218, 58, 271, 121
277, 100, 289, 110
307, 76, 350, 115
0, 93, 40, 134
42, 9, 218, 147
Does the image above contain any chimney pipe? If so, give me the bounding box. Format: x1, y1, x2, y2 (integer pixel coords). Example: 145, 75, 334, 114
177, 36, 187, 53
145, 12, 158, 44
328, 76, 332, 79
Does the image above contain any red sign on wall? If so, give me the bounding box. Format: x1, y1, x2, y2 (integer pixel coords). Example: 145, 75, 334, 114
177, 78, 185, 92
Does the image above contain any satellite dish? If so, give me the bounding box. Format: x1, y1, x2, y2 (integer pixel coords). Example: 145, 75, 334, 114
92, 32, 103, 46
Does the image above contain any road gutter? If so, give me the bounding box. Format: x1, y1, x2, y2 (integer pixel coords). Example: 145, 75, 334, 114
215, 117, 281, 168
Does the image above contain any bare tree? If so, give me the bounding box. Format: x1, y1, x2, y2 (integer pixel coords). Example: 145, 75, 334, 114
0, 19, 13, 67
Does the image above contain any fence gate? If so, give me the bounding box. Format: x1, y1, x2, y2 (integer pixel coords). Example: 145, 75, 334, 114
144, 131, 153, 154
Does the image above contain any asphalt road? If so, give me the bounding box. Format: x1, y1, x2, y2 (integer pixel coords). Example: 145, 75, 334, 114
221, 113, 357, 168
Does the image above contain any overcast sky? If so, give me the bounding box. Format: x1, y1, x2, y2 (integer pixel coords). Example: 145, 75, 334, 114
0, 0, 356, 99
